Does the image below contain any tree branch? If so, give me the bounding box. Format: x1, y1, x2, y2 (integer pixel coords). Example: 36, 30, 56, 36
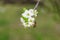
34, 0, 40, 10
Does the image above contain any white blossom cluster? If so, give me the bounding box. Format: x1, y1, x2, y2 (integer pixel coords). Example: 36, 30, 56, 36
20, 9, 38, 27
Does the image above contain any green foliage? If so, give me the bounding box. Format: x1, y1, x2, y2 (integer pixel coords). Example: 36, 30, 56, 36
0, 19, 9, 26
0, 32, 9, 40
17, 8, 27, 16
23, 8, 27, 11
22, 16, 28, 22
0, 28, 9, 40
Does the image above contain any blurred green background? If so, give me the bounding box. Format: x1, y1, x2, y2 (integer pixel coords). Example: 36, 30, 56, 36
0, 0, 60, 40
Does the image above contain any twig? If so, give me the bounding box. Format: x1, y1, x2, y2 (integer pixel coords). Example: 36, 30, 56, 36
34, 0, 40, 10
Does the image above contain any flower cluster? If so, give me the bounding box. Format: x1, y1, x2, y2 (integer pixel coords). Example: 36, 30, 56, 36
20, 9, 38, 27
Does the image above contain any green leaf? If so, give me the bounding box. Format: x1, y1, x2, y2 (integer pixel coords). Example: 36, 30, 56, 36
23, 8, 27, 11
22, 16, 28, 22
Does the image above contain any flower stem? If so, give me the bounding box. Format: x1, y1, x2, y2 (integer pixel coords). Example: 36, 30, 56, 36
34, 0, 40, 10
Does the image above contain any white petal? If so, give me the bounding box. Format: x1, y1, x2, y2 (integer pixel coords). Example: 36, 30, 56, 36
28, 9, 34, 16
28, 17, 35, 22
28, 21, 34, 26
23, 23, 27, 27
20, 17, 25, 23
24, 10, 29, 13
29, 9, 33, 13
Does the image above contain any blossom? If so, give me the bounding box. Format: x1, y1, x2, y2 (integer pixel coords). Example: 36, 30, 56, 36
22, 9, 34, 18
29, 21, 34, 26
29, 9, 34, 13
23, 22, 31, 27
20, 8, 38, 28
29, 9, 38, 17
28, 17, 35, 26
28, 17, 35, 22
34, 10, 38, 17
22, 10, 29, 18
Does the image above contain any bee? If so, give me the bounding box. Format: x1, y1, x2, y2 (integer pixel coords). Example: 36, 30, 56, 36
33, 21, 36, 28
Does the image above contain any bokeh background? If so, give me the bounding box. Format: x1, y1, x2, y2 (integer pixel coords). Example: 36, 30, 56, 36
0, 0, 60, 40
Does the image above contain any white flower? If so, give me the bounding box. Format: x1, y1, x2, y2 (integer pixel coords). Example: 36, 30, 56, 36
28, 17, 35, 26
22, 9, 34, 18
28, 17, 35, 22
20, 9, 38, 27
28, 21, 34, 26
22, 10, 29, 18
29, 9, 34, 13
29, 9, 38, 17
28, 10, 34, 17
23, 22, 31, 27
34, 10, 38, 17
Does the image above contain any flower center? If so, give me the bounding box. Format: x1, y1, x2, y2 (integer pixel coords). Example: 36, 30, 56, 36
30, 20, 33, 22
27, 13, 30, 16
